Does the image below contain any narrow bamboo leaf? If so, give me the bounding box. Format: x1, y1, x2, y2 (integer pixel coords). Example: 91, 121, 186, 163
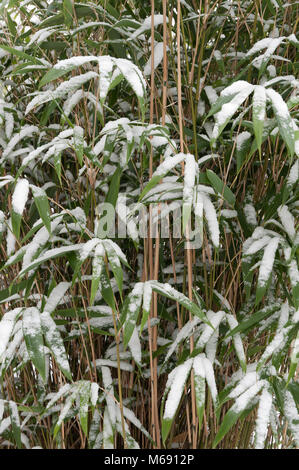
19, 244, 84, 278
63, 0, 74, 28
193, 355, 206, 431
162, 359, 193, 444
227, 304, 280, 338
252, 85, 266, 155
140, 282, 152, 333
79, 381, 91, 437
266, 88, 295, 157
287, 330, 299, 384
103, 406, 114, 449
22, 307, 46, 382
11, 178, 30, 238
90, 244, 105, 305
206, 170, 236, 206
182, 154, 197, 233
54, 392, 76, 438
104, 244, 123, 294
139, 153, 186, 201
8, 401, 22, 449
254, 387, 272, 448
100, 267, 116, 311
211, 81, 254, 142
31, 185, 51, 234
73, 126, 84, 166
128, 327, 142, 366
212, 407, 242, 448
43, 282, 70, 314
40, 311, 72, 381
256, 238, 280, 305
150, 281, 210, 325
0, 44, 44, 65
105, 165, 122, 208
39, 66, 76, 88
123, 283, 143, 347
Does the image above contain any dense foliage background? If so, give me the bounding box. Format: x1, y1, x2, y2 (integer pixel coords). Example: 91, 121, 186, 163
0, 0, 298, 449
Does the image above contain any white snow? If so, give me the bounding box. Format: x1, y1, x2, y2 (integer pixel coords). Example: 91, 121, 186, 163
201, 193, 220, 247
43, 282, 71, 314
0, 309, 21, 358
163, 359, 193, 420
277, 205, 295, 239
244, 203, 258, 227
25, 72, 98, 115
53, 56, 98, 69
12, 178, 29, 215
243, 235, 271, 256
255, 386, 273, 448
236, 131, 251, 152
128, 327, 142, 365
266, 88, 291, 121
129, 14, 165, 40
3, 125, 39, 159
258, 237, 280, 286
183, 154, 197, 207
233, 380, 265, 413
144, 42, 165, 76
229, 372, 258, 399
287, 160, 298, 187
213, 82, 254, 139
283, 390, 299, 445
253, 85, 267, 121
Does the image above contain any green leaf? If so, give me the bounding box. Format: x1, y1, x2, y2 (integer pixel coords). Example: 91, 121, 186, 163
22, 307, 46, 382
212, 408, 242, 448
105, 165, 122, 208
8, 401, 22, 449
206, 170, 236, 206
122, 283, 143, 347
40, 312, 72, 381
39, 67, 74, 89
193, 356, 206, 431
139, 154, 185, 201
31, 185, 51, 234
79, 381, 91, 437
19, 245, 84, 278
287, 330, 299, 384
104, 243, 123, 295
90, 244, 105, 305
162, 359, 193, 444
150, 281, 210, 326
252, 85, 266, 155
267, 88, 295, 157
63, 0, 74, 28
11, 210, 22, 240
0, 44, 44, 65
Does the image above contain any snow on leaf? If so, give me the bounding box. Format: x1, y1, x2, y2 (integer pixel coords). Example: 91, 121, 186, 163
43, 282, 71, 314
144, 42, 165, 76
253, 85, 266, 153
40, 311, 72, 381
129, 14, 165, 40
266, 88, 295, 156
277, 205, 295, 240
12, 178, 29, 216
25, 71, 98, 115
256, 237, 280, 304
162, 358, 193, 443
283, 390, 299, 446
254, 386, 273, 448
22, 307, 46, 381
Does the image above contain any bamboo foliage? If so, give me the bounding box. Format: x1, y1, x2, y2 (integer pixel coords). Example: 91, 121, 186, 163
0, 0, 298, 449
